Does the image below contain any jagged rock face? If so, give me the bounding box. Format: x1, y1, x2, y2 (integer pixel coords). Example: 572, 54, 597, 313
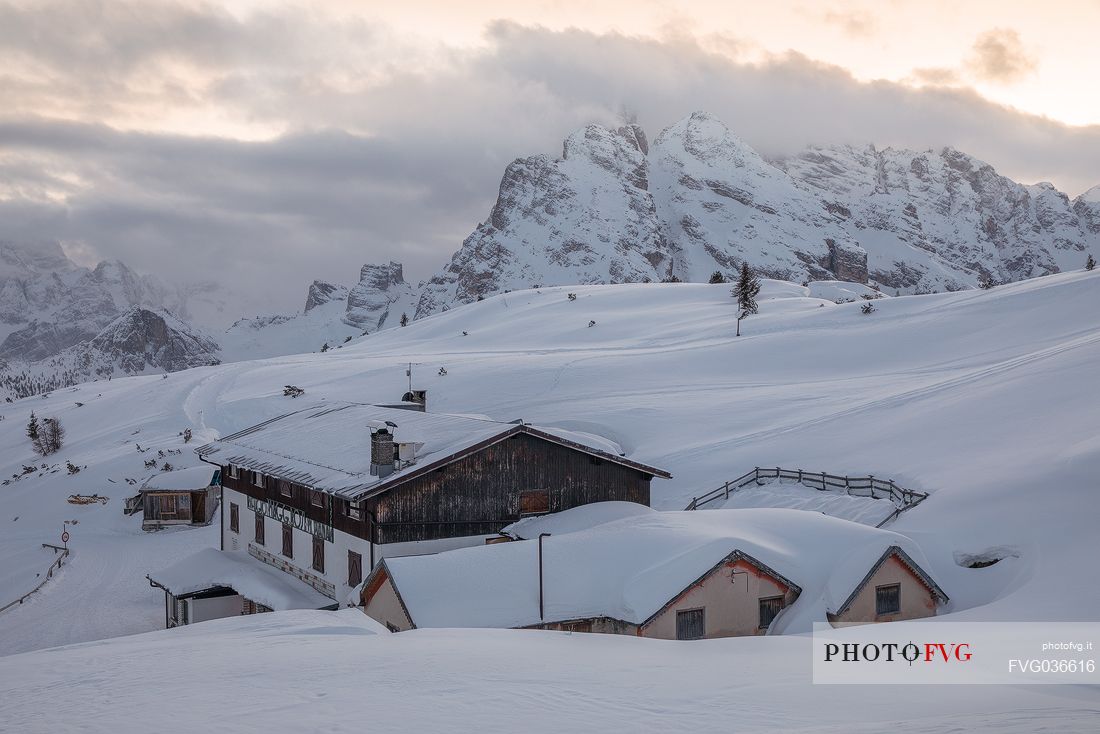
304, 281, 349, 312
0, 307, 221, 399
415, 124, 673, 317
650, 112, 867, 283
84, 307, 221, 373
345, 262, 418, 330
416, 112, 1098, 313
774, 145, 1098, 289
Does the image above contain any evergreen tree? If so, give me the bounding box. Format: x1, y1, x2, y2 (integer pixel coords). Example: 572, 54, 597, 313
26, 412, 39, 444
731, 263, 761, 336
400, 312, 409, 327
708, 271, 726, 284
978, 272, 997, 289
1087, 254, 1096, 271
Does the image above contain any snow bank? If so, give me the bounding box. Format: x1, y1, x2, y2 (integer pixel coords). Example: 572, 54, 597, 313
502, 501, 655, 539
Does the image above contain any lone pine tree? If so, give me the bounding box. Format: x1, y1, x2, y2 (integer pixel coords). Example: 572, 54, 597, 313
1087, 254, 1096, 271
731, 263, 761, 336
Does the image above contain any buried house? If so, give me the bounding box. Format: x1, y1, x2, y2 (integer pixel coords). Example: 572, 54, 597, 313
360, 506, 949, 637
148, 401, 670, 627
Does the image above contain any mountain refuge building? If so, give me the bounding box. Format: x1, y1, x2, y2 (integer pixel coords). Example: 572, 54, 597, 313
149, 401, 670, 625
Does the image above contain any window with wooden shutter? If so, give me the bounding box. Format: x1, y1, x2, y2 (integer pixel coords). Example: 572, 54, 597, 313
252, 471, 265, 488
254, 512, 265, 546
229, 502, 239, 533
348, 550, 363, 587
310, 490, 324, 508
758, 596, 783, 629
876, 584, 900, 615
281, 523, 293, 559
312, 536, 325, 574
676, 608, 705, 640
519, 489, 550, 516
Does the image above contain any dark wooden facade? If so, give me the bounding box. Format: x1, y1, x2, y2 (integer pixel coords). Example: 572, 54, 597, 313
219, 432, 655, 545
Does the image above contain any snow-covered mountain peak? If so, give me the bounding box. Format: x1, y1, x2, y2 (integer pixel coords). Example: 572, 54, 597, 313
655, 111, 764, 171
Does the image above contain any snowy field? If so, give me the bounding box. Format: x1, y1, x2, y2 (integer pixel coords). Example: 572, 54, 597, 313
1, 610, 1098, 733
1, 272, 1099, 730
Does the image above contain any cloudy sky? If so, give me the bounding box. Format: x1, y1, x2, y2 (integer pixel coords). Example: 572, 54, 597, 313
2, 0, 1098, 317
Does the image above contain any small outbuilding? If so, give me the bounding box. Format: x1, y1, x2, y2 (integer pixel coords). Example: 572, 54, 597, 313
360, 507, 948, 638
147, 547, 336, 627
140, 466, 220, 531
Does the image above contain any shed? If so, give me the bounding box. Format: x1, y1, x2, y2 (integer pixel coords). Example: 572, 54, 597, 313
140, 466, 220, 531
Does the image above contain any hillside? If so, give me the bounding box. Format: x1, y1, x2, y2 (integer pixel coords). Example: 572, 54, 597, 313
1, 269, 1098, 659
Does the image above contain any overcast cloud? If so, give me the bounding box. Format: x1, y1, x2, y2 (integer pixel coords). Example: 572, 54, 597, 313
1, 3, 1098, 316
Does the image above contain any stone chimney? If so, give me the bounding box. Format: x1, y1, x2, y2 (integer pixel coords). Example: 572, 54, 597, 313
370, 424, 395, 477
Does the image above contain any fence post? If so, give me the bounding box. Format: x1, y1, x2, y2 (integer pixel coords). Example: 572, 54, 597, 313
724, 482, 729, 500
797, 469, 803, 483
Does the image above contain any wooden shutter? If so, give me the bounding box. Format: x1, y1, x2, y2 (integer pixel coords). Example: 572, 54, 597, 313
876, 584, 900, 615
758, 596, 783, 629
282, 523, 293, 558
229, 502, 239, 533
254, 512, 265, 546
312, 536, 325, 574
675, 608, 705, 640
348, 550, 363, 587
519, 489, 550, 515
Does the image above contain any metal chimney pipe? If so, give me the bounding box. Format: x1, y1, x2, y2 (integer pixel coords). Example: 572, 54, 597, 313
538, 533, 550, 621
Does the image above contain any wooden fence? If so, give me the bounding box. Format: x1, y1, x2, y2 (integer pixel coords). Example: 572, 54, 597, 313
0, 544, 71, 615
684, 466, 929, 528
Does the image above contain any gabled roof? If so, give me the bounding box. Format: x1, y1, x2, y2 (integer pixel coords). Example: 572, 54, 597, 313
363, 508, 942, 634
195, 401, 670, 500
832, 545, 950, 616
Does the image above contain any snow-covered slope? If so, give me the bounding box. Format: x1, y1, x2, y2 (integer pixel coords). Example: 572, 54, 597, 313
415, 112, 1098, 316
1, 269, 1098, 660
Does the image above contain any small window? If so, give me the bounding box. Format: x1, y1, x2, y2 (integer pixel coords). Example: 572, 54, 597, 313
348, 550, 363, 587
254, 512, 265, 546
252, 471, 265, 489
228, 465, 239, 479
347, 500, 362, 520
160, 494, 177, 515
519, 489, 550, 516
281, 523, 293, 559
758, 596, 784, 629
280, 482, 292, 498
876, 584, 901, 616
312, 536, 325, 574
229, 502, 239, 533
675, 608, 705, 640
310, 490, 324, 508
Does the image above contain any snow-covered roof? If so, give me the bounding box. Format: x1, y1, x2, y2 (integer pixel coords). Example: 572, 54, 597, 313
374, 508, 944, 633
140, 466, 217, 492
196, 402, 669, 499
502, 501, 657, 539
149, 548, 334, 611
